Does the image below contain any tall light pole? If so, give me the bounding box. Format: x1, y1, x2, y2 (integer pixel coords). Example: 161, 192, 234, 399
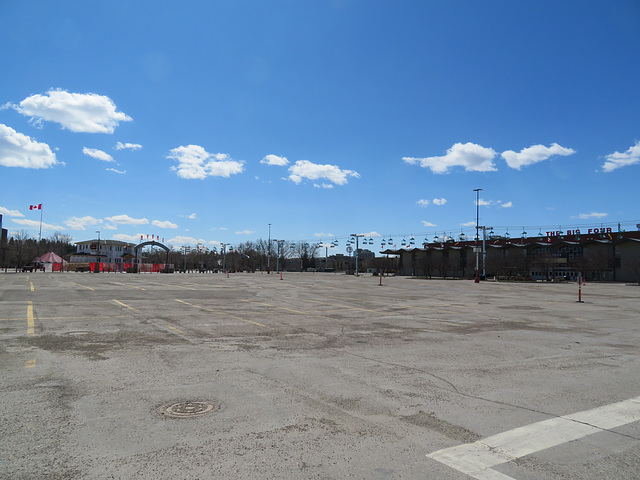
350, 233, 365, 276
473, 189, 482, 283
267, 223, 271, 273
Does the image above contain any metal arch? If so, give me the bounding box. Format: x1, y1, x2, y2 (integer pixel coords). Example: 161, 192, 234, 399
134, 240, 170, 252
134, 241, 170, 265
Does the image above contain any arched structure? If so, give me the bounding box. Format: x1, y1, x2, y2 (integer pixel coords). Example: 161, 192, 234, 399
134, 241, 170, 264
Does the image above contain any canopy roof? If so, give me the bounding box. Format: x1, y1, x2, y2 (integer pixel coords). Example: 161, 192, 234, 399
35, 252, 65, 263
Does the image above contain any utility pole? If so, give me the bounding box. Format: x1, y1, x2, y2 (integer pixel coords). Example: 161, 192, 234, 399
473, 188, 482, 283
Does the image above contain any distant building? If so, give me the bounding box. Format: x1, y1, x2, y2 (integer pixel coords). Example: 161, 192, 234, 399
382, 229, 640, 282
70, 239, 136, 264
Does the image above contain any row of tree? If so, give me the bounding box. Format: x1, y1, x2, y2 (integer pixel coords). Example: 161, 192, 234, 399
0, 231, 75, 268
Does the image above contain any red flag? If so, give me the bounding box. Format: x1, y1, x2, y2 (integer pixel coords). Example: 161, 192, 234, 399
29, 204, 42, 210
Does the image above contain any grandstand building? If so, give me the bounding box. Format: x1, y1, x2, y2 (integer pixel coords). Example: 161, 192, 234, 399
381, 228, 640, 282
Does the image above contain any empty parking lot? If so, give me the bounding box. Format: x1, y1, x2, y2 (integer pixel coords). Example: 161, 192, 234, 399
1, 272, 639, 479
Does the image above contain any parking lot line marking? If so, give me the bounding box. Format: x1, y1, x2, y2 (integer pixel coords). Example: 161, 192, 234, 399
427, 395, 640, 480
175, 299, 270, 329
29, 281, 35, 292
167, 325, 185, 334
113, 299, 136, 310
25, 358, 36, 368
27, 301, 34, 335
112, 282, 146, 291
75, 283, 95, 291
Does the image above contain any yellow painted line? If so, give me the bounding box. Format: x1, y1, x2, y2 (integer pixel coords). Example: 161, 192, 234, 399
175, 285, 198, 290
75, 283, 95, 291
113, 299, 136, 310
27, 301, 34, 335
167, 325, 185, 334
112, 282, 146, 291
175, 299, 269, 329
25, 358, 36, 368
30, 281, 35, 292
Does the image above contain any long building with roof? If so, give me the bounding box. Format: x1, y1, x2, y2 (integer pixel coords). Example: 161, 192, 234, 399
381, 228, 640, 282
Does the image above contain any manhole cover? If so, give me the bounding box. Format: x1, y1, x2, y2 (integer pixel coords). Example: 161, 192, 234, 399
159, 401, 219, 418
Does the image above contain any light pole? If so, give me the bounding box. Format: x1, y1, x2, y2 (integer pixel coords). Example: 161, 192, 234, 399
95, 230, 101, 273
350, 233, 365, 276
473, 188, 482, 283
267, 223, 271, 273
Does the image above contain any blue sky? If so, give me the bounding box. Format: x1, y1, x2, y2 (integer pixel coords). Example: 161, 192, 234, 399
1, 0, 639, 253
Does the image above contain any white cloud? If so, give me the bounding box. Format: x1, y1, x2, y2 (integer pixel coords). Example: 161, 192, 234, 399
576, 212, 608, 219
12, 218, 62, 230
432, 197, 447, 206
361, 231, 382, 238
501, 143, 576, 170
314, 232, 334, 238
288, 160, 360, 186
461, 221, 476, 227
64, 216, 101, 230
112, 233, 143, 243
103, 224, 118, 230
115, 142, 142, 151
403, 142, 497, 174
601, 141, 640, 172
313, 183, 334, 189
106, 168, 126, 174
235, 230, 255, 235
169, 235, 205, 246
187, 213, 196, 219
11, 89, 132, 133
421, 221, 436, 227
416, 199, 430, 207
0, 124, 58, 169
261, 154, 289, 166
0, 206, 24, 217
104, 214, 149, 226
152, 220, 178, 229
83, 147, 114, 162
168, 145, 244, 179
477, 199, 512, 208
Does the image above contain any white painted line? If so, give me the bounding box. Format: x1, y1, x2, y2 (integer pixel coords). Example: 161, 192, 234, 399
427, 396, 640, 480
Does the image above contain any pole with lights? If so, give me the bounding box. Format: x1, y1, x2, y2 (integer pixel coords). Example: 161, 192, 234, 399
473, 188, 482, 283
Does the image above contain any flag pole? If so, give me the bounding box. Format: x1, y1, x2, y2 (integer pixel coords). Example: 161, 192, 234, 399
39, 205, 43, 242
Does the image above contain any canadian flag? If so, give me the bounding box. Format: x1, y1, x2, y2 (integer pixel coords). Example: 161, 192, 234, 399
29, 204, 42, 210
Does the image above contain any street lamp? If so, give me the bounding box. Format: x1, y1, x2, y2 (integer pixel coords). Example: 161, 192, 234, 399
473, 188, 482, 283
350, 233, 365, 276
267, 223, 272, 273
95, 230, 101, 273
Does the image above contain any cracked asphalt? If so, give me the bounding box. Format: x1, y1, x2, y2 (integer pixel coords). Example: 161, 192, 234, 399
1, 272, 639, 479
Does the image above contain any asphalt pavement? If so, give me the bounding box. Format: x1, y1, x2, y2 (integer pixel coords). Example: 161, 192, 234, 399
1, 271, 639, 479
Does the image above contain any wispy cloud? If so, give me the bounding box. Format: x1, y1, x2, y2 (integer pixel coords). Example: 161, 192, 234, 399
115, 142, 142, 151
601, 141, 640, 172
0, 124, 58, 169
104, 214, 149, 226
417, 199, 430, 207
403, 142, 497, 174
0, 206, 25, 217
152, 220, 178, 229
168, 145, 244, 179
461, 221, 476, 227
575, 212, 608, 219
83, 147, 114, 162
10, 89, 132, 133
64, 216, 102, 230
501, 143, 575, 170
314, 232, 334, 238
432, 198, 447, 206
235, 229, 255, 235
106, 168, 126, 174
421, 221, 436, 227
12, 218, 62, 230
